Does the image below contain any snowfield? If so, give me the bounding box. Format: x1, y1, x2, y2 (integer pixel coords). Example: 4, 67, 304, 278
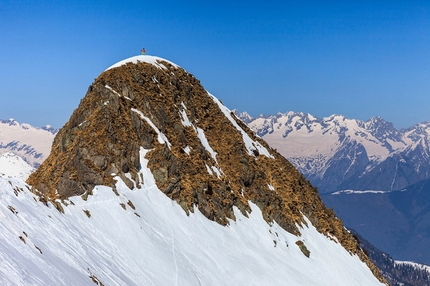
0, 153, 35, 180
0, 147, 383, 285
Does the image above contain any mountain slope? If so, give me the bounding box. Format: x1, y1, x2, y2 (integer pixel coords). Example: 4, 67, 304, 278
0, 152, 34, 180
2, 173, 383, 285
237, 111, 430, 194
16, 55, 385, 284
322, 178, 430, 265
0, 119, 56, 168
349, 229, 430, 286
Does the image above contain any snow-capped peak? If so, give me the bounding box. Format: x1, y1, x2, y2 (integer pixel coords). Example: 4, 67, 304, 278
20, 57, 385, 284
105, 55, 180, 71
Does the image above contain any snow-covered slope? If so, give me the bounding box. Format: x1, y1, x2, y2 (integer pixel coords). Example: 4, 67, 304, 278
0, 148, 383, 285
0, 153, 34, 180
236, 111, 430, 193
0, 119, 56, 168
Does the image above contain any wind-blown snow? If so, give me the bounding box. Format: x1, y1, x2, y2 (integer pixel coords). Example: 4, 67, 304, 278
0, 148, 383, 285
105, 55, 180, 71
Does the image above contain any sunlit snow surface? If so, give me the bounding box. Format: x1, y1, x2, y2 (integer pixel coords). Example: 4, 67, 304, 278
0, 148, 383, 285
105, 55, 179, 71
332, 190, 389, 195
0, 153, 34, 180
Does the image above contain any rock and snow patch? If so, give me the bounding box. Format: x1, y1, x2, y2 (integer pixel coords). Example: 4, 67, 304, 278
105, 85, 132, 101
196, 127, 217, 163
268, 184, 275, 191
209, 92, 274, 159
183, 146, 191, 155
179, 108, 192, 127
0, 148, 383, 285
131, 108, 172, 149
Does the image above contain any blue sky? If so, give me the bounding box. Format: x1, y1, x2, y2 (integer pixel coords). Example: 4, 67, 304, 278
1, 1, 429, 129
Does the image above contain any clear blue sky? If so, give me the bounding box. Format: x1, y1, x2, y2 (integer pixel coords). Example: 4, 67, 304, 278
1, 0, 429, 129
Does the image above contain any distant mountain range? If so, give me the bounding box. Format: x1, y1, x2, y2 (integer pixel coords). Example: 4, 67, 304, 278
235, 110, 430, 194
0, 119, 56, 168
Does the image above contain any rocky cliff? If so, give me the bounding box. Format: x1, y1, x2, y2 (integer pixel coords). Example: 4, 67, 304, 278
27, 55, 385, 283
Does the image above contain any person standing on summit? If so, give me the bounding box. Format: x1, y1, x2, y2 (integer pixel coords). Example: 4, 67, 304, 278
141, 48, 146, 55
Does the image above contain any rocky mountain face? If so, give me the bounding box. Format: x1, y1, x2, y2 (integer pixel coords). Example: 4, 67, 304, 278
236, 111, 430, 194
26, 55, 385, 284
0, 119, 56, 168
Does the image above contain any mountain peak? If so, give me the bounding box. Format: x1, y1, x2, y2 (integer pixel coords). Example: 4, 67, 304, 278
232, 109, 254, 123
105, 55, 180, 71
27, 57, 385, 284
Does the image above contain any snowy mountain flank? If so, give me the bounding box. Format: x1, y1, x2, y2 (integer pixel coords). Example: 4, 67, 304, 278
235, 111, 430, 194
0, 119, 56, 168
0, 55, 385, 285
0, 152, 35, 180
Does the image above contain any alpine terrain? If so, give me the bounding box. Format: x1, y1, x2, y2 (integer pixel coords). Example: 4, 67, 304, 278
0, 55, 386, 285
0, 152, 35, 180
235, 110, 430, 270
0, 119, 56, 168
236, 111, 430, 194
323, 180, 430, 265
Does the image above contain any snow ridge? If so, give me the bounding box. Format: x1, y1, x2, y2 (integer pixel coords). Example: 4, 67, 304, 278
105, 55, 180, 71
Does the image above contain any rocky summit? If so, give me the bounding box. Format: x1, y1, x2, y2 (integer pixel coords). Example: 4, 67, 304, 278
27, 55, 385, 283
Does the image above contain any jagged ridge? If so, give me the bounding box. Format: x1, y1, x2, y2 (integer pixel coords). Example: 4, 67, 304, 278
237, 110, 430, 193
